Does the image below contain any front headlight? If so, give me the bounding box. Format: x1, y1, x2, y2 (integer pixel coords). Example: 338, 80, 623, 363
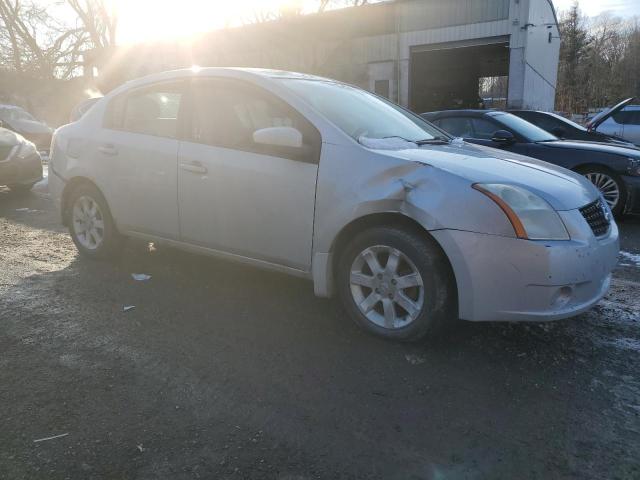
473, 183, 570, 240
12, 141, 37, 160
627, 158, 640, 176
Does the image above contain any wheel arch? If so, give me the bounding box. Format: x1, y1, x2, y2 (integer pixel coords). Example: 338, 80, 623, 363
572, 163, 618, 175
61, 176, 111, 227
319, 212, 458, 307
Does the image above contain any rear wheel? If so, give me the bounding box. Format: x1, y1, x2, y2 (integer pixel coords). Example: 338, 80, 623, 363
67, 184, 123, 259
580, 167, 626, 216
336, 226, 455, 342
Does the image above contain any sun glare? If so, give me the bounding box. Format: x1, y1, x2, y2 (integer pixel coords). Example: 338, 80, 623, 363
115, 0, 318, 45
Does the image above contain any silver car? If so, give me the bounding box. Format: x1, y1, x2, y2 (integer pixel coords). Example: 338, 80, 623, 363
49, 68, 619, 341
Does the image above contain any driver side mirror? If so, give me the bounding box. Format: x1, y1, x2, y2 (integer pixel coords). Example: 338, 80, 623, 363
550, 127, 566, 138
253, 126, 303, 149
491, 130, 515, 145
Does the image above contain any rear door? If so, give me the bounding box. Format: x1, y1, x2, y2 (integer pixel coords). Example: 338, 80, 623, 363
99, 80, 186, 239
177, 77, 321, 270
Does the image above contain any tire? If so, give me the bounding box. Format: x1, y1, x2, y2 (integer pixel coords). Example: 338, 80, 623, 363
67, 183, 123, 259
8, 183, 35, 194
580, 167, 626, 217
336, 226, 456, 342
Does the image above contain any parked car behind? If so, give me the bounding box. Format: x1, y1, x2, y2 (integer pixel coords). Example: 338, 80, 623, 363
586, 98, 640, 146
510, 110, 635, 148
0, 104, 53, 161
70, 97, 101, 123
0, 127, 43, 193
422, 109, 640, 217
49, 69, 618, 341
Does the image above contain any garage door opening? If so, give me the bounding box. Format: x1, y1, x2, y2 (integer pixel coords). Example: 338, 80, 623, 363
410, 39, 510, 114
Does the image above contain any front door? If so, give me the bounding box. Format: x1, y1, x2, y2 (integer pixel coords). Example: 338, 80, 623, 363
177, 78, 321, 271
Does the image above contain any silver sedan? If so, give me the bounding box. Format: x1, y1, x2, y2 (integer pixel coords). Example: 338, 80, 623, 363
49, 68, 619, 341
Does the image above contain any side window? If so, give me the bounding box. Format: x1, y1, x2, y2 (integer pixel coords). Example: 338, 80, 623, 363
189, 79, 321, 163
106, 81, 186, 139
629, 110, 640, 126
611, 109, 635, 125
470, 118, 499, 139
437, 117, 474, 138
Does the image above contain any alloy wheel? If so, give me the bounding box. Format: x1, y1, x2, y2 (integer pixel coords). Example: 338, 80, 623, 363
584, 172, 620, 210
349, 245, 425, 330
72, 195, 105, 250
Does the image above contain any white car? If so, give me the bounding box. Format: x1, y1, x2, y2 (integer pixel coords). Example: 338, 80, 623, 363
49, 68, 619, 341
588, 98, 640, 146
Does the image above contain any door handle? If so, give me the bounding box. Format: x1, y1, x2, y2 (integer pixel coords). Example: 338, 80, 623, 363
179, 161, 208, 174
98, 144, 118, 156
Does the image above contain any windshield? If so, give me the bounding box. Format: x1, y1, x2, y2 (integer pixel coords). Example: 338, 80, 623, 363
278, 79, 446, 144
492, 112, 558, 142
546, 111, 587, 132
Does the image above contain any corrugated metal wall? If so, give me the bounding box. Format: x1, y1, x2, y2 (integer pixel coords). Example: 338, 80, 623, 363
398, 0, 510, 32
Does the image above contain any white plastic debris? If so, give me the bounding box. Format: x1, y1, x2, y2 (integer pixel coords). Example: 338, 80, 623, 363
123, 305, 136, 312
405, 354, 426, 365
137, 444, 145, 452
131, 273, 152, 281
15, 208, 30, 212
33, 433, 68, 443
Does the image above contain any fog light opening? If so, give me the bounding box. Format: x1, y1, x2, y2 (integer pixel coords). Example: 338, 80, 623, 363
551, 286, 573, 309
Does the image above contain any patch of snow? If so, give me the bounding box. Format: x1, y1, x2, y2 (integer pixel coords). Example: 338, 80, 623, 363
619, 251, 640, 267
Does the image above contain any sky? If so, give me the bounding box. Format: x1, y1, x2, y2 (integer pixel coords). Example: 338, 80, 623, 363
553, 0, 640, 18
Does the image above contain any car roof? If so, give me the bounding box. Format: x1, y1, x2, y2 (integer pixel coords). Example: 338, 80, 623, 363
422, 109, 501, 118
125, 67, 337, 87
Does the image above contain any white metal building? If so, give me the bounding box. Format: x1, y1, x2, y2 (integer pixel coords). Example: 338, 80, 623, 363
88, 0, 561, 112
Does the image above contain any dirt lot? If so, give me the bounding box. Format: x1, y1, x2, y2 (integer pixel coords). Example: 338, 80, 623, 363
1, 183, 639, 480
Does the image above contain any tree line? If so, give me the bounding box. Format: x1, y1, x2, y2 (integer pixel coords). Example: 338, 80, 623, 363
556, 1, 640, 114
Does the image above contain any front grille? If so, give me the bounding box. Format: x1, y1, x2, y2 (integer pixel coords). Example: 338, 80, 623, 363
580, 199, 610, 237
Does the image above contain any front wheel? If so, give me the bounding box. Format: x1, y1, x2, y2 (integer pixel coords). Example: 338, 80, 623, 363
336, 226, 456, 342
67, 184, 123, 259
581, 167, 626, 217
8, 183, 35, 194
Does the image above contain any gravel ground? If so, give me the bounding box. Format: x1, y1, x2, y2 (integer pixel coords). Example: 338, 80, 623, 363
1, 183, 639, 480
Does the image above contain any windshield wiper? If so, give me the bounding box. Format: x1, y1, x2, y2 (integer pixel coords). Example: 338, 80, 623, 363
415, 137, 451, 145
380, 135, 451, 146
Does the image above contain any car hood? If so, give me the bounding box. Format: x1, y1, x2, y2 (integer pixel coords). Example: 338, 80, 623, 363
372, 141, 599, 211
9, 118, 52, 135
538, 139, 640, 156
0, 127, 23, 147
588, 97, 635, 130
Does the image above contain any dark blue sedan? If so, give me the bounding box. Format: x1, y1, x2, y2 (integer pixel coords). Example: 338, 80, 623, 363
422, 110, 640, 217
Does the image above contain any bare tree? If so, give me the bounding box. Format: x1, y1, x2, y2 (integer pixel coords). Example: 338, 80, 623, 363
0, 0, 85, 78
66, 0, 118, 49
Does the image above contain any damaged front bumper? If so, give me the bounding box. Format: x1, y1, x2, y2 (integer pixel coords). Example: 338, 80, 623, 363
431, 209, 619, 322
